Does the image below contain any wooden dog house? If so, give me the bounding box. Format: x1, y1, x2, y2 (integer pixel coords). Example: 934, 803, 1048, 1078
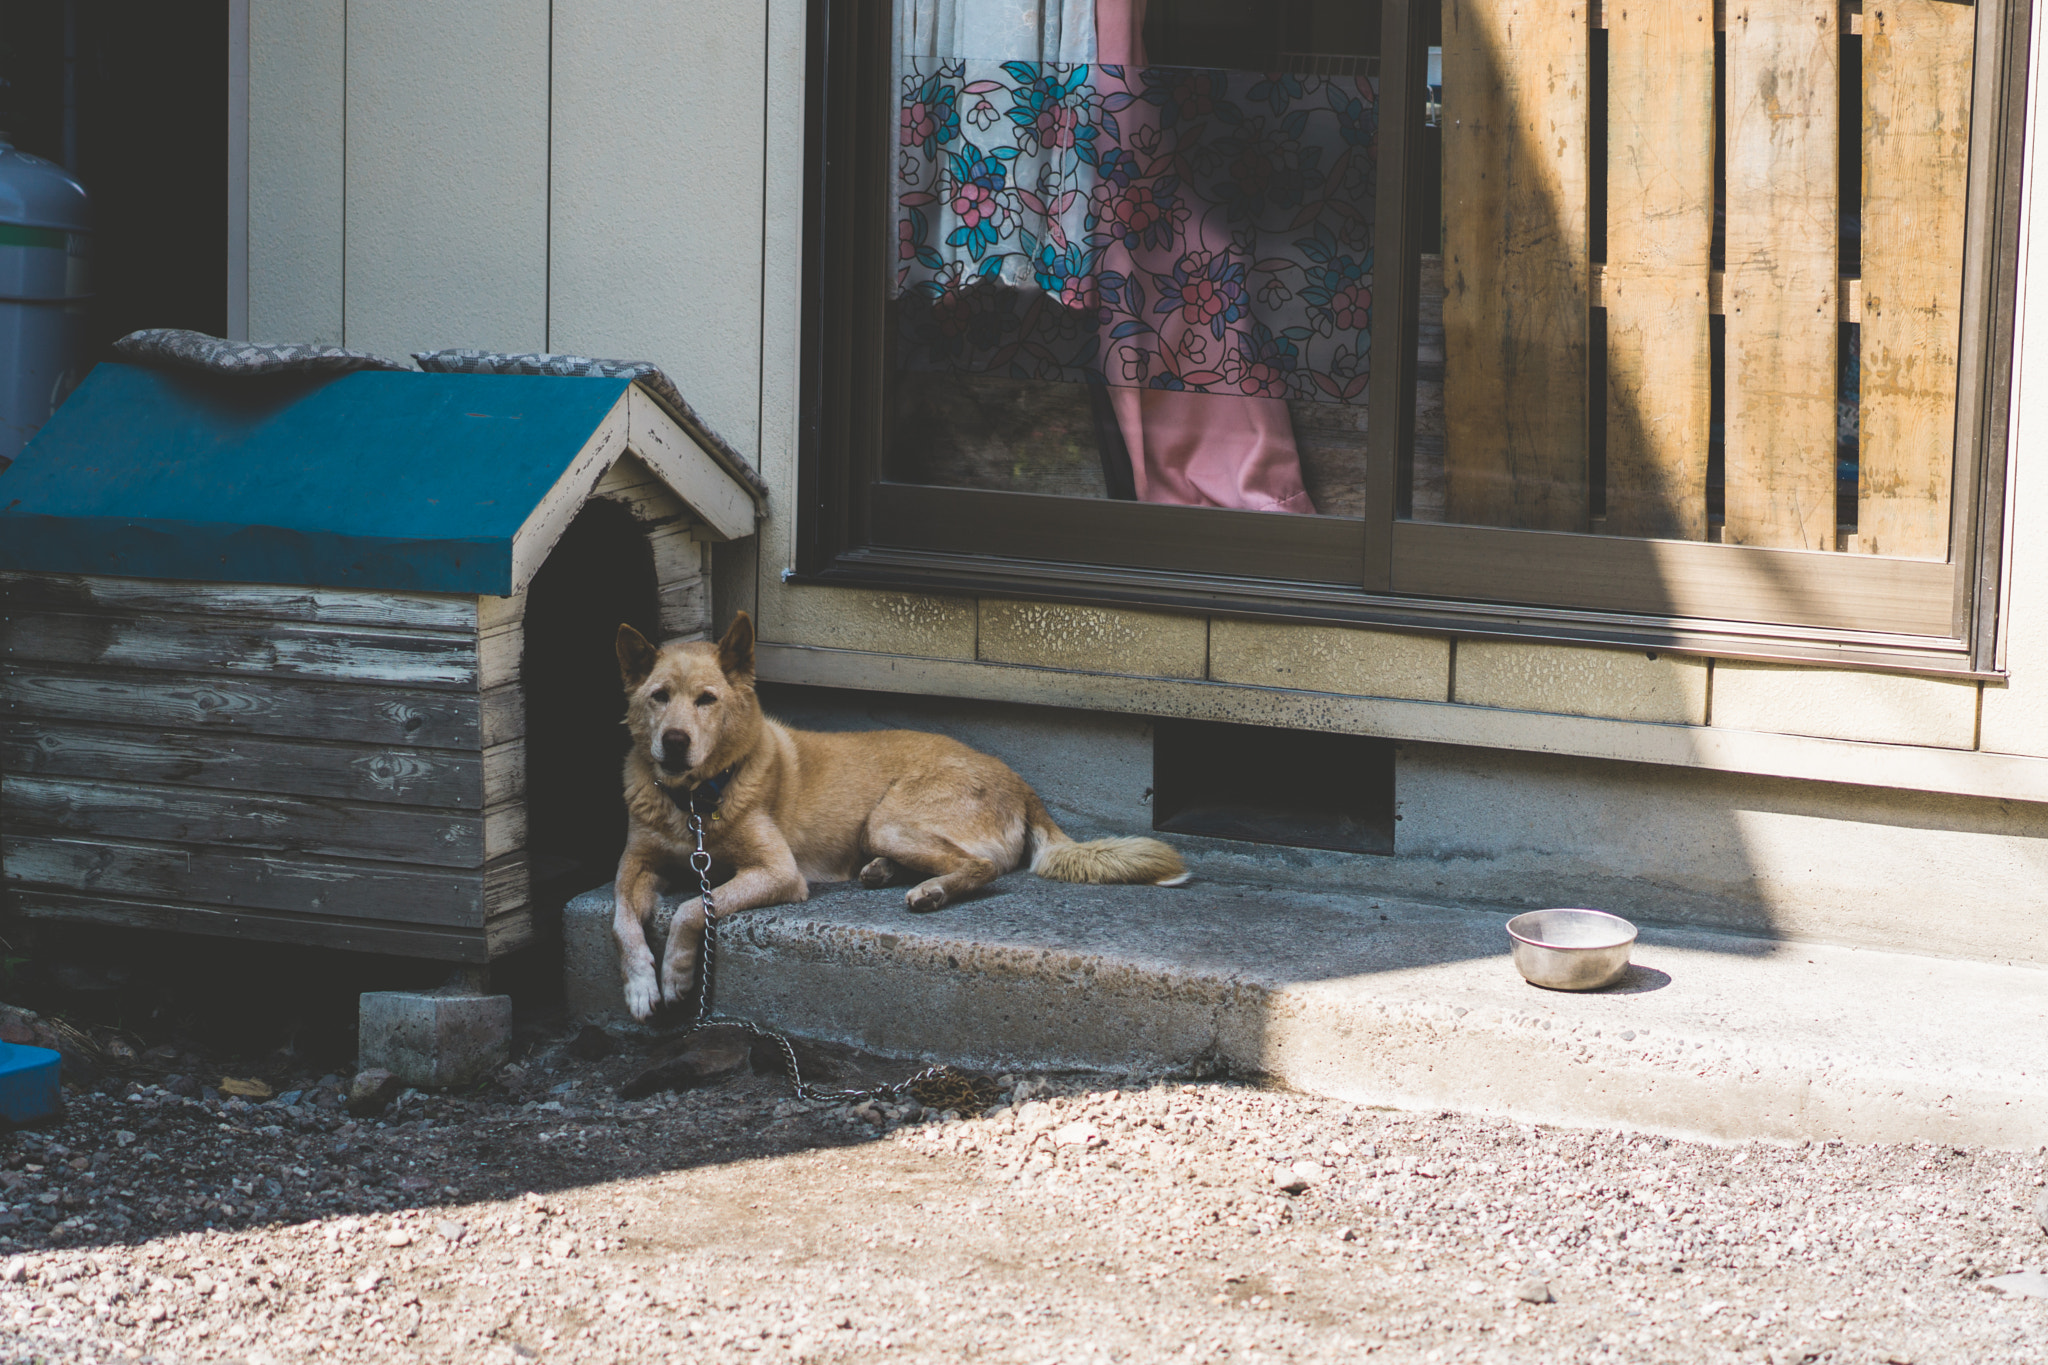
0, 361, 762, 961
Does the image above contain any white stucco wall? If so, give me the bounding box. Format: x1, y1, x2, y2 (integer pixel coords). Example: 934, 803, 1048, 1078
243, 0, 2048, 805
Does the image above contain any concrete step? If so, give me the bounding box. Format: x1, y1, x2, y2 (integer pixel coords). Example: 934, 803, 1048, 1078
562, 876, 2048, 1149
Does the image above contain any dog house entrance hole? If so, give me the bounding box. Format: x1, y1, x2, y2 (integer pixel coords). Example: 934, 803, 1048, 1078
522, 499, 661, 904
1152, 718, 1396, 856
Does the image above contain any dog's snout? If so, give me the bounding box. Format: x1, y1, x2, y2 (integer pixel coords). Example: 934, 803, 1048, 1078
658, 728, 692, 772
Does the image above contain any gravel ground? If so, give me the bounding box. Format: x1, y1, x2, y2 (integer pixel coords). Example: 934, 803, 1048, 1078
1, 1025, 2044, 1365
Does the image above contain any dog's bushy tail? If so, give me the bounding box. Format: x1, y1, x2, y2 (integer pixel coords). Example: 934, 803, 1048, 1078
1026, 795, 1190, 887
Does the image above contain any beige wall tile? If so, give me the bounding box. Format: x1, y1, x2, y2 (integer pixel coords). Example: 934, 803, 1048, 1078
757, 586, 976, 659
1208, 619, 1449, 700
977, 600, 1205, 678
1455, 641, 1708, 725
1713, 660, 1979, 749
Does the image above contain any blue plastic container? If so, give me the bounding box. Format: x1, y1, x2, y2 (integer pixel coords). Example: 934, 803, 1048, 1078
0, 1041, 62, 1125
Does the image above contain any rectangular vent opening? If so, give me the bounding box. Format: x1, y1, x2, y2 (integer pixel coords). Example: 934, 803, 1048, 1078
1151, 719, 1396, 856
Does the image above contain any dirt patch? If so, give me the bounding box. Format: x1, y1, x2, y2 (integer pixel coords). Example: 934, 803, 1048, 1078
0, 1018, 2043, 1364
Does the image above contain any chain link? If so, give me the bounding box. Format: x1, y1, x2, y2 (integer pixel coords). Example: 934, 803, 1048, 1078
680, 811, 949, 1107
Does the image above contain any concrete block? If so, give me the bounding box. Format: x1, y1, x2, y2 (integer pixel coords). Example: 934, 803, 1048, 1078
759, 585, 977, 658
977, 599, 1205, 677
1712, 659, 1978, 749
1455, 641, 1708, 724
1207, 619, 1448, 700
564, 888, 675, 1023
357, 991, 512, 1088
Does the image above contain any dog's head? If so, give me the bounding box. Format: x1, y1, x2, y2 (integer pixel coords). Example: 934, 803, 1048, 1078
615, 612, 759, 789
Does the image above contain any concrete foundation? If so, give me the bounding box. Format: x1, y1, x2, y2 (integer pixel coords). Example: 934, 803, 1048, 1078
562, 877, 2048, 1149
756, 682, 2048, 965
357, 990, 512, 1089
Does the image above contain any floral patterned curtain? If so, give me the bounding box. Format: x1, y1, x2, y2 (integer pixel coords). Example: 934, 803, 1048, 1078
895, 61, 1378, 405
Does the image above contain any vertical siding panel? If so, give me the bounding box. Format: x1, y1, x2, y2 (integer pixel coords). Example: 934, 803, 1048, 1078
1722, 1, 1840, 551
548, 2, 768, 462
341, 1, 550, 357
1854, 0, 1974, 560
1603, 2, 1715, 540
247, 0, 344, 345
1441, 0, 1591, 533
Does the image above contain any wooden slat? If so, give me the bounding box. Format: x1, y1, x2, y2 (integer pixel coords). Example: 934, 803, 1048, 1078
1854, 0, 1974, 559
10, 890, 490, 962
0, 611, 479, 690
1603, 0, 1716, 539
481, 682, 526, 748
2, 835, 486, 927
1723, 0, 1841, 550
0, 668, 482, 750
592, 452, 693, 528
0, 720, 484, 810
1441, 0, 1591, 532
482, 850, 531, 919
479, 617, 523, 690
1, 776, 484, 868
0, 573, 477, 630
481, 740, 527, 808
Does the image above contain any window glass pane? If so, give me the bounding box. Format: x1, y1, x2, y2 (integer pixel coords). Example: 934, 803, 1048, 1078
1402, 1, 1972, 563
888, 0, 1382, 518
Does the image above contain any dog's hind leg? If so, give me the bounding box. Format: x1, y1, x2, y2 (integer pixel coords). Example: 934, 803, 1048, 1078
866, 824, 1003, 912
858, 856, 902, 888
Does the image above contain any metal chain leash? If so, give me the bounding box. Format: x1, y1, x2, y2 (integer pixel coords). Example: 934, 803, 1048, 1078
680, 810, 954, 1108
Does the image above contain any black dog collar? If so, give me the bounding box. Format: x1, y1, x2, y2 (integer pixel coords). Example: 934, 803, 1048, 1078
666, 763, 741, 820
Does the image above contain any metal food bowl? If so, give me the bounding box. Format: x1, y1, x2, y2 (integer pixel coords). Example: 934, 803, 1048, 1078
1506, 908, 1638, 991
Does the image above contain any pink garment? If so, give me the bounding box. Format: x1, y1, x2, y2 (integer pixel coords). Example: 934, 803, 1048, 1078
1094, 0, 1315, 515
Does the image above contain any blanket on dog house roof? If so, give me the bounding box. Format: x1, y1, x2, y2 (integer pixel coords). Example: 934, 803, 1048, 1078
0, 362, 761, 596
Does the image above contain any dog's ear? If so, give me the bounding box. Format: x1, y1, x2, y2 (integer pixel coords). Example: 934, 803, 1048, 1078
616, 624, 658, 688
716, 611, 756, 683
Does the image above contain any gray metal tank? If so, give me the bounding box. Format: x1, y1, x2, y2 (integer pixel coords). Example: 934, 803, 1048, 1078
0, 132, 92, 465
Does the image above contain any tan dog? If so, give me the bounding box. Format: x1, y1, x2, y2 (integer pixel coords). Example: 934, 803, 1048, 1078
611, 612, 1188, 1020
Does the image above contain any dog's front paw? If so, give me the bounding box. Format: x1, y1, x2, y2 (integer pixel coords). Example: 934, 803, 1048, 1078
661, 951, 698, 1008
622, 965, 662, 1022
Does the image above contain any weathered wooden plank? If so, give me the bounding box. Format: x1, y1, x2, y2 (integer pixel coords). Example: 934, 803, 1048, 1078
1441, 0, 1591, 532
482, 850, 531, 919
0, 612, 480, 690
592, 452, 693, 528
2, 835, 486, 927
0, 668, 482, 750
483, 798, 527, 864
11, 890, 489, 961
481, 739, 526, 808
0, 720, 483, 810
479, 618, 523, 691
625, 388, 759, 542
1723, 0, 1840, 550
658, 577, 712, 643
0, 573, 477, 631
478, 590, 526, 634
1603, 0, 1716, 540
484, 905, 536, 956
1855, 0, 1973, 559
481, 683, 525, 748
1, 776, 484, 868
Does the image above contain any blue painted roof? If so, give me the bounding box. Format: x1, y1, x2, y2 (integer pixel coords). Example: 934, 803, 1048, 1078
0, 363, 635, 594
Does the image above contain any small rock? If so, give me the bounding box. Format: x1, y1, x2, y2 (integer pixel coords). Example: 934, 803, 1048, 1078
2035, 1189, 2048, 1235
1052, 1122, 1101, 1148
384, 1229, 413, 1248
435, 1219, 468, 1243
354, 1269, 384, 1295
1337, 1226, 1358, 1242
1274, 1160, 1320, 1194
1984, 1270, 2048, 1298
347, 1068, 402, 1117
1515, 1279, 1555, 1304
163, 1074, 199, 1099
566, 1025, 617, 1061
0, 1259, 24, 1284
1461, 1280, 1486, 1295
113, 1130, 135, 1147
219, 1076, 274, 1100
